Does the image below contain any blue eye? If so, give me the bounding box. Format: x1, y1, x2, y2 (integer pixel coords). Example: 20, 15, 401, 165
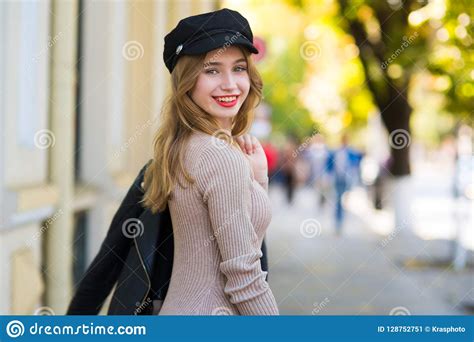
205, 69, 218, 75
234, 66, 247, 72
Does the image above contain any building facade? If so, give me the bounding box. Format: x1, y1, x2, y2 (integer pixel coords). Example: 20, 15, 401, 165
0, 0, 217, 315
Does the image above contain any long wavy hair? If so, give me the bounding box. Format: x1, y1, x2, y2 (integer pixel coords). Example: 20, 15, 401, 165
142, 48, 263, 213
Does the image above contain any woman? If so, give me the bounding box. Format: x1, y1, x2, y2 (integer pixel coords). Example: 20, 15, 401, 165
142, 8, 279, 315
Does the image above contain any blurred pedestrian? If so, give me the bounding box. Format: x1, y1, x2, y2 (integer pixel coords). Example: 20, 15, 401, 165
326, 134, 362, 235
262, 140, 279, 184
307, 133, 330, 211
281, 135, 299, 204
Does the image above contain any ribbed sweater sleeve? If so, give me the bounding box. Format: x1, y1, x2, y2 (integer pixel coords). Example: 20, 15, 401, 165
195, 143, 279, 315
254, 172, 269, 192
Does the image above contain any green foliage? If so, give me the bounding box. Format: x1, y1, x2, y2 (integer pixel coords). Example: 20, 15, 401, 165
259, 38, 315, 139
233, 0, 472, 144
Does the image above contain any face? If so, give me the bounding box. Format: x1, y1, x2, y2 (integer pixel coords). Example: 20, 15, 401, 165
190, 46, 250, 130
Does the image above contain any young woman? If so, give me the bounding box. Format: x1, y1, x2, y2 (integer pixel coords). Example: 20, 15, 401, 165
142, 8, 279, 315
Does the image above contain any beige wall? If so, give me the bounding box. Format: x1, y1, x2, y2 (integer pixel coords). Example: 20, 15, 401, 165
0, 0, 217, 315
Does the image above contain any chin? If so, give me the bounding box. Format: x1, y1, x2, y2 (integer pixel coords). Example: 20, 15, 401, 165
210, 108, 240, 120
216, 110, 239, 117
213, 115, 237, 126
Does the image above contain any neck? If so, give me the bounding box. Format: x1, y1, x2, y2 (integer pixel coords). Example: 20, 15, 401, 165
216, 118, 233, 132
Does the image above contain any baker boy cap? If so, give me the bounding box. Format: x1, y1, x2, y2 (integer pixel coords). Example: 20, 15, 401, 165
163, 8, 259, 73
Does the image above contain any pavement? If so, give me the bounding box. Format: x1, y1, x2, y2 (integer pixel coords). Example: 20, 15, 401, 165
265, 181, 473, 315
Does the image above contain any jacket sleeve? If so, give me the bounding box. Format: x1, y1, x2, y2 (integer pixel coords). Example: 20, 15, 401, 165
66, 161, 151, 315
195, 145, 279, 315
260, 238, 269, 280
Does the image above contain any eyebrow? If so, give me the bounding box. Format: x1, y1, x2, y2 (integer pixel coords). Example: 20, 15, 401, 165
204, 58, 247, 67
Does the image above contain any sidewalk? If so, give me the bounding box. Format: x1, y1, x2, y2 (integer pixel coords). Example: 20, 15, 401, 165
266, 184, 472, 315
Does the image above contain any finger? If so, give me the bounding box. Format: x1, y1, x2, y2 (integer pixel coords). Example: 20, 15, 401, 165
236, 135, 251, 154
244, 134, 253, 154
247, 134, 254, 153
251, 136, 259, 153
235, 136, 245, 151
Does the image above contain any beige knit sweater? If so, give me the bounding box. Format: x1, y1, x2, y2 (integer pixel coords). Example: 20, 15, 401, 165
157, 131, 279, 315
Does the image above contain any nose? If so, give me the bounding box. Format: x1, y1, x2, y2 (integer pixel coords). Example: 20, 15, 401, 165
220, 70, 237, 91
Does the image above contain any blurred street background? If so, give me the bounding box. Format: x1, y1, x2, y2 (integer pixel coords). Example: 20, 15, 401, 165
0, 0, 472, 315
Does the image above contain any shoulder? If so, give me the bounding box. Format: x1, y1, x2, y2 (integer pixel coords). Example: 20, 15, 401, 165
199, 137, 248, 172
186, 133, 249, 180
193, 137, 252, 200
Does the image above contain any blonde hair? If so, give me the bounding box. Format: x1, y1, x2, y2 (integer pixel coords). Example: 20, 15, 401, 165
142, 48, 263, 213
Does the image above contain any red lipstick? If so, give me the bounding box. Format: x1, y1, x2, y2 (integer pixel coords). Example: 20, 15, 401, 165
213, 95, 239, 108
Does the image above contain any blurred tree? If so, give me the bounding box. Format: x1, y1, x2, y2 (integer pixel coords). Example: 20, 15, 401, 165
251, 2, 317, 140
337, 0, 473, 176
430, 1, 473, 116
259, 37, 316, 139
234, 0, 472, 154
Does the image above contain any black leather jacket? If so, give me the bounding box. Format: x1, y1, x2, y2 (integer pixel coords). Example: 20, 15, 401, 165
67, 161, 269, 315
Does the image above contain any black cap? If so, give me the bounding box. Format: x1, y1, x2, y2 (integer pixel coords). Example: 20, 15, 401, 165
163, 8, 259, 73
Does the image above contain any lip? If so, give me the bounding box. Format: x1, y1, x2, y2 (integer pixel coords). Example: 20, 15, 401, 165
212, 94, 240, 108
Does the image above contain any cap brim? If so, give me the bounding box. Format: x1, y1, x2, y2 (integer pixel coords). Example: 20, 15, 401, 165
182, 32, 259, 56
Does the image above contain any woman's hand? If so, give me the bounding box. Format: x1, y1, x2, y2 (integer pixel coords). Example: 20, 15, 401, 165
235, 134, 268, 180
